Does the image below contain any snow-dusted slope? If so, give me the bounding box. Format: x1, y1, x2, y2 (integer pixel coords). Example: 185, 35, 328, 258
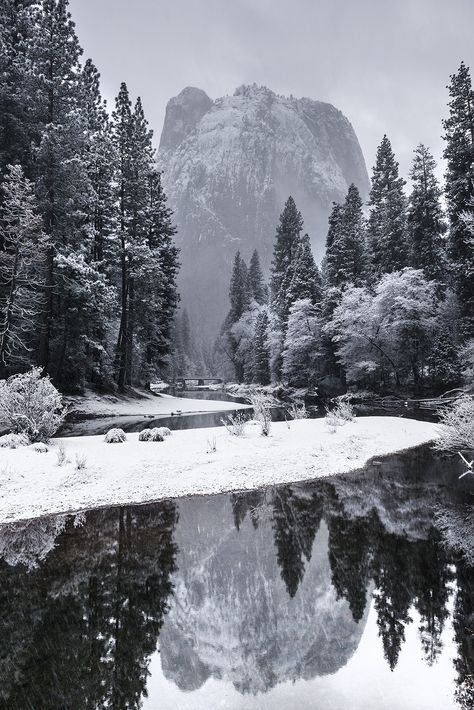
158, 84, 370, 336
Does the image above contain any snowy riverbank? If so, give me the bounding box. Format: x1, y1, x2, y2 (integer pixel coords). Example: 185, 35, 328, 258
0, 417, 439, 524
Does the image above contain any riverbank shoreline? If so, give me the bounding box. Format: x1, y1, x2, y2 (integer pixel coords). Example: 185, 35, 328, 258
0, 417, 439, 525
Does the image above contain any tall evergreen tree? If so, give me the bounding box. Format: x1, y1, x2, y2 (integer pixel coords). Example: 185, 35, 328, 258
285, 233, 322, 307
25, 0, 113, 389
248, 249, 267, 304
220, 251, 250, 381
270, 196, 303, 321
325, 186, 367, 288
0, 0, 38, 177
252, 309, 271, 385
228, 251, 250, 323
324, 202, 343, 288
407, 144, 446, 281
442, 62, 474, 336
367, 135, 409, 276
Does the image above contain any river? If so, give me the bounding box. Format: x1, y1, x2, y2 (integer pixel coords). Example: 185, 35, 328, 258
0, 442, 472, 709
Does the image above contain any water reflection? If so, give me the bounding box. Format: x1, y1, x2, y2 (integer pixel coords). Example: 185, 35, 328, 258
0, 448, 472, 709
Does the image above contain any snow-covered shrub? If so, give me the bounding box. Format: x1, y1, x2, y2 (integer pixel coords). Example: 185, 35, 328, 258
325, 401, 355, 428
104, 428, 126, 443
55, 443, 69, 466
288, 401, 308, 420
30, 442, 48, 453
249, 392, 273, 437
155, 426, 171, 437
221, 412, 247, 436
75, 453, 87, 470
0, 433, 29, 449
206, 436, 217, 453
0, 367, 66, 443
434, 395, 474, 454
138, 428, 164, 442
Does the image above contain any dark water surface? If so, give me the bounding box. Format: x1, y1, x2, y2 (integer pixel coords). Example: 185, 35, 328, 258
0, 446, 473, 709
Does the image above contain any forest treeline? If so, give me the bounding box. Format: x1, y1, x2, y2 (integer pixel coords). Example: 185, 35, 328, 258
0, 0, 179, 391
215, 63, 474, 394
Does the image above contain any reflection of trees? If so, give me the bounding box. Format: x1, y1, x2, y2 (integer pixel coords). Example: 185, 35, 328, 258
0, 502, 178, 710
327, 513, 371, 623
453, 559, 474, 709
271, 488, 323, 598
234, 471, 473, 694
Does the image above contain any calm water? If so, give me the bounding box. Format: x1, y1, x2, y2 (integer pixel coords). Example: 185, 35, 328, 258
0, 447, 473, 709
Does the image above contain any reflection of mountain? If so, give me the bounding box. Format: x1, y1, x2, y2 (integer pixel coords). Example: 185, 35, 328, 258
160, 494, 369, 694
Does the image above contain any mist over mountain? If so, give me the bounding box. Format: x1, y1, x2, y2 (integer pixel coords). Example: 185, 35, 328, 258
158, 84, 370, 337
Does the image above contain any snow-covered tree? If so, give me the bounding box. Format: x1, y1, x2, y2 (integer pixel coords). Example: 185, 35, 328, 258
282, 298, 322, 387
443, 62, 474, 336
407, 144, 447, 281
325, 184, 367, 288
230, 301, 264, 383
271, 196, 303, 321
0, 165, 49, 375
252, 309, 271, 385
248, 249, 268, 304
284, 233, 322, 308
327, 269, 438, 390
219, 251, 252, 381
367, 135, 409, 276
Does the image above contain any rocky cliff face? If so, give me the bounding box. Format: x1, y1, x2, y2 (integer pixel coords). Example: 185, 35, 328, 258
158, 84, 370, 337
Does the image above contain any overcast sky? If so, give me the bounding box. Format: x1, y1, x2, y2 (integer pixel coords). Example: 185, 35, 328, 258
70, 0, 474, 182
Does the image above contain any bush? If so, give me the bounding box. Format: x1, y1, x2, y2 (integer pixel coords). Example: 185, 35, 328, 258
325, 400, 355, 428
138, 428, 164, 442
104, 428, 126, 443
435, 395, 474, 454
30, 442, 48, 453
0, 368, 66, 442
249, 392, 273, 437
288, 402, 308, 420
0, 433, 29, 449
155, 426, 171, 437
221, 412, 247, 436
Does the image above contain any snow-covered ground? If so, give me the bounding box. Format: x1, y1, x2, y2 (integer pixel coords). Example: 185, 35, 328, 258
0, 417, 438, 525
67, 389, 250, 417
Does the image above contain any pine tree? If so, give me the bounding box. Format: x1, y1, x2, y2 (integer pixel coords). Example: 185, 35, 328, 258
285, 233, 322, 307
112, 82, 134, 389
0, 0, 38, 177
0, 165, 49, 375
219, 251, 251, 381
270, 196, 303, 320
407, 144, 446, 281
367, 135, 409, 276
252, 309, 271, 385
442, 62, 474, 335
324, 202, 343, 288
26, 0, 112, 389
228, 251, 250, 323
339, 184, 368, 286
137, 167, 179, 381
248, 249, 267, 304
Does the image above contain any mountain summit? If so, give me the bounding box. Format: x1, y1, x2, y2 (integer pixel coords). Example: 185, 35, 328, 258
158, 84, 370, 336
